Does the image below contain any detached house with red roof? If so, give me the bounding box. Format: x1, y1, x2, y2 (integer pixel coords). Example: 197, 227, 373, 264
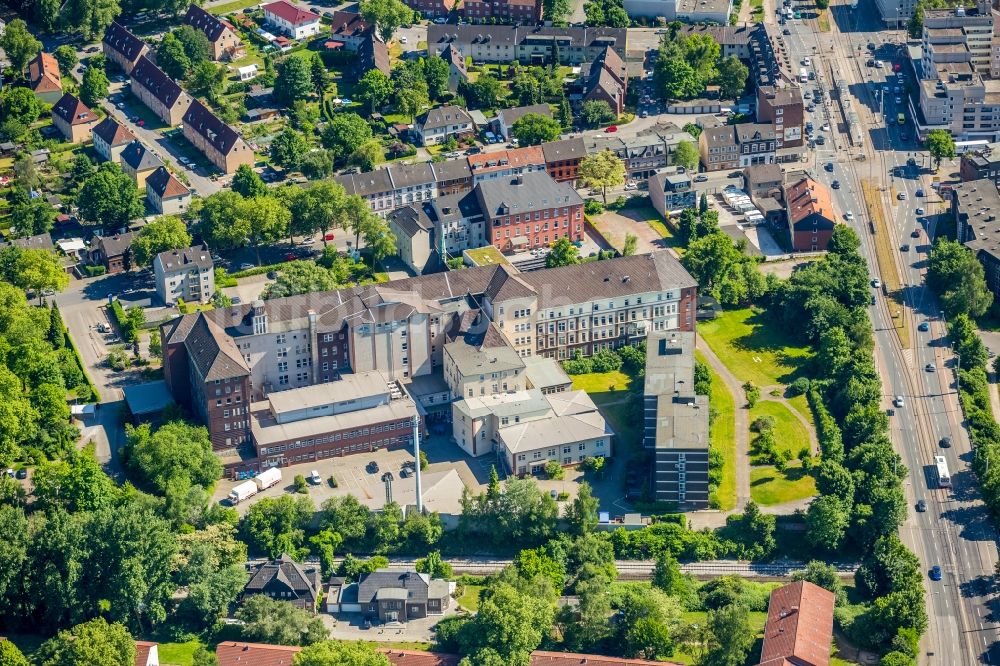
93, 117, 136, 163
327, 10, 373, 51
146, 166, 193, 215
28, 52, 62, 104
263, 0, 320, 40
102, 21, 149, 74
130, 55, 193, 126
184, 4, 244, 61
784, 175, 836, 252
182, 100, 255, 174
51, 93, 99, 143
758, 580, 835, 666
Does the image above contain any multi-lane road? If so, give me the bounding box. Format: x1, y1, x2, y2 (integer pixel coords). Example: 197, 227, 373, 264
780, 1, 1000, 662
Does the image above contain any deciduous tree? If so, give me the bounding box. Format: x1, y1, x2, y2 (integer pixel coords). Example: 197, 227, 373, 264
132, 216, 193, 266
236, 594, 329, 646
0, 20, 41, 75
275, 56, 315, 106
360, 0, 414, 43
77, 163, 143, 228
674, 140, 699, 172
579, 149, 626, 203
80, 65, 110, 107
512, 113, 563, 146
34, 618, 135, 666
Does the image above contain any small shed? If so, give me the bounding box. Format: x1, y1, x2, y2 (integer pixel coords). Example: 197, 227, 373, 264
238, 64, 259, 81
123, 380, 175, 423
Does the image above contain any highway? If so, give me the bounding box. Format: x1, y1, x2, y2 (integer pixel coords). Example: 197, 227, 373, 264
782, 1, 1000, 662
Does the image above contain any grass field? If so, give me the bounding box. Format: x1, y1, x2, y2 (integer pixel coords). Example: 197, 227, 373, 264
457, 584, 484, 611
671, 611, 769, 665
787, 393, 815, 430
697, 308, 811, 387
750, 464, 817, 505
570, 370, 632, 393
697, 351, 736, 510
208, 0, 261, 14
749, 400, 810, 462
157, 639, 203, 666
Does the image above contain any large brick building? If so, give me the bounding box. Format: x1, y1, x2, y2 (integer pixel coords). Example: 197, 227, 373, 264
476, 171, 584, 252
784, 176, 836, 252
182, 100, 255, 174
102, 21, 148, 73
130, 55, 193, 126
162, 252, 697, 453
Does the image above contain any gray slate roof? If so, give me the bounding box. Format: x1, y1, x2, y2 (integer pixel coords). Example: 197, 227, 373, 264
121, 141, 164, 172
155, 245, 213, 272
474, 171, 583, 218
358, 569, 442, 604
417, 105, 474, 132
244, 554, 321, 601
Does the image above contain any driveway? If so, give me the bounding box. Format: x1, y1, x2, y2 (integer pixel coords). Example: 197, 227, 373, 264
326, 606, 460, 643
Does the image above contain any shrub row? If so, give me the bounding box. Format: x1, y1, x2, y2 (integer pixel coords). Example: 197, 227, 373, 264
807, 387, 844, 463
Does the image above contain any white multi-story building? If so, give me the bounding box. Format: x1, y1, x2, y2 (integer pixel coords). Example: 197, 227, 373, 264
154, 246, 215, 305
262, 0, 320, 39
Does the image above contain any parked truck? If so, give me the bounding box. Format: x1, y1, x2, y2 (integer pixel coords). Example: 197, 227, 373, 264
254, 467, 282, 491
229, 480, 258, 504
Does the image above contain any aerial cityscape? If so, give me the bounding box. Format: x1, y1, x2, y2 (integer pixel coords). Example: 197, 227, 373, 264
0, 0, 998, 663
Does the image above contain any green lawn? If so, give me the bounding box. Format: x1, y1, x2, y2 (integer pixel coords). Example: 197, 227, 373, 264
787, 393, 815, 430
750, 464, 817, 505
749, 400, 810, 463
457, 584, 484, 611
158, 639, 204, 666
696, 351, 736, 510
570, 370, 632, 393
698, 308, 811, 387
671, 611, 769, 665
208, 0, 262, 14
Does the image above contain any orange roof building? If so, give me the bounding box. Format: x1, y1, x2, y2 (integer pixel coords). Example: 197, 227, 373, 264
216, 642, 302, 666
784, 175, 837, 252
28, 52, 63, 103
758, 580, 836, 666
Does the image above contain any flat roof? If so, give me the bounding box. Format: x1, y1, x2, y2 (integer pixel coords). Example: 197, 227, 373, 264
498, 411, 609, 454
453, 388, 551, 419
523, 356, 572, 391
123, 380, 175, 416
266, 371, 389, 414
251, 398, 417, 445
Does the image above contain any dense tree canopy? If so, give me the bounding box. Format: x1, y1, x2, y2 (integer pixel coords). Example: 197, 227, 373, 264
927, 238, 993, 318
131, 216, 193, 266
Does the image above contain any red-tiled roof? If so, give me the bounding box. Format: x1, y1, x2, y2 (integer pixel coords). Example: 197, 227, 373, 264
758, 581, 835, 666
379, 648, 462, 666
329, 10, 371, 38
216, 642, 302, 666
785, 176, 834, 227
146, 166, 191, 199
134, 640, 157, 666
29, 52, 62, 94
530, 651, 683, 666
263, 0, 319, 25
52, 94, 96, 127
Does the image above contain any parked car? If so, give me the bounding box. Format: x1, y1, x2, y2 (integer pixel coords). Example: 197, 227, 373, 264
604, 125, 618, 133
239, 263, 255, 270
694, 175, 708, 182
15, 469, 27, 480
911, 228, 920, 238
915, 207, 924, 215
231, 296, 242, 305
916, 499, 927, 512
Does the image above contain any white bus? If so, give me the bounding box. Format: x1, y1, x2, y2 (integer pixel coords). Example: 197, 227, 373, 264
935, 456, 952, 488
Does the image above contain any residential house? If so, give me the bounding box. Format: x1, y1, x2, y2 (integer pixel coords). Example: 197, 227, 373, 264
427, 25, 628, 66
542, 137, 587, 183
586, 134, 668, 183
784, 176, 836, 251
468, 146, 546, 183
698, 124, 738, 172
644, 331, 709, 508
440, 43, 468, 93
389, 189, 484, 274
28, 52, 62, 104
960, 143, 1000, 186
121, 140, 165, 188
328, 10, 373, 51
476, 171, 584, 252
160, 252, 696, 455
102, 21, 148, 74
134, 641, 160, 666
414, 105, 476, 146
357, 33, 391, 77
953, 179, 1000, 298
404, 0, 451, 19
649, 172, 696, 218
243, 554, 322, 611
432, 157, 474, 195
495, 103, 553, 141
756, 85, 804, 149
758, 581, 835, 666
154, 245, 215, 305
263, 0, 321, 39
623, 0, 732, 23
130, 55, 193, 126
461, 0, 542, 23
11, 233, 55, 251
216, 643, 301, 666
444, 315, 526, 400
182, 100, 255, 174
146, 166, 193, 215
92, 117, 136, 164
735, 123, 777, 167
336, 168, 397, 216
743, 163, 784, 201
184, 4, 244, 60
51, 94, 99, 143
571, 45, 627, 117
89, 233, 135, 273
388, 205, 440, 275
357, 569, 451, 622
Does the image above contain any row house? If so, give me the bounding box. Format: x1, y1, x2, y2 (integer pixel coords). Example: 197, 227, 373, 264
461, 0, 542, 23
161, 252, 696, 450
698, 124, 739, 172
735, 123, 778, 167
28, 52, 62, 104
388, 189, 488, 274
756, 85, 804, 149
960, 143, 1000, 186
184, 4, 244, 60
477, 171, 585, 253
102, 21, 148, 74
121, 140, 164, 187
585, 134, 668, 183
468, 146, 546, 183
130, 55, 193, 126
404, 0, 450, 19
426, 25, 627, 66
182, 100, 255, 174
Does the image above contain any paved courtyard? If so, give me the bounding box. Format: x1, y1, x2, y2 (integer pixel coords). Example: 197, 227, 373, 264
325, 607, 461, 643
591, 206, 668, 255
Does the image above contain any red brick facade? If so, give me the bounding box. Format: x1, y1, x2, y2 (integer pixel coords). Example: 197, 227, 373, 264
489, 202, 584, 252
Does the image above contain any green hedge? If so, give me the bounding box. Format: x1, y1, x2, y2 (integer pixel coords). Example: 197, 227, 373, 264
230, 262, 286, 279
63, 328, 99, 404
807, 387, 844, 463
108, 299, 127, 331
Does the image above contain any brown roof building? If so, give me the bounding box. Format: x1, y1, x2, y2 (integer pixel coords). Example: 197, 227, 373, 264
698, 125, 738, 172
461, 0, 542, 24
757, 85, 804, 149
216, 642, 301, 666
570, 46, 627, 117
134, 640, 159, 666
184, 4, 244, 60
89, 232, 136, 273
93, 117, 136, 163
102, 21, 149, 74
28, 52, 63, 104
51, 94, 99, 143
357, 33, 391, 78
328, 10, 373, 51
243, 554, 322, 611
182, 100, 255, 174
146, 166, 192, 215
130, 55, 193, 126
758, 580, 835, 666
542, 137, 587, 183
784, 175, 836, 252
